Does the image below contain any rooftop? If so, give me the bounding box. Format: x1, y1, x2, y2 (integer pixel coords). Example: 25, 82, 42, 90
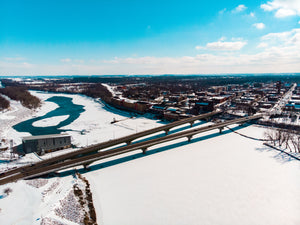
22, 133, 70, 141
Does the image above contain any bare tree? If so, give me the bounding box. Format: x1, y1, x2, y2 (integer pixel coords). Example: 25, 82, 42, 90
3, 187, 12, 196
283, 131, 292, 152
264, 128, 300, 153
264, 128, 276, 146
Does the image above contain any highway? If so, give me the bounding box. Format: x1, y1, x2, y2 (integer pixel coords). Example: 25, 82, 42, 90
0, 114, 261, 185
0, 111, 220, 181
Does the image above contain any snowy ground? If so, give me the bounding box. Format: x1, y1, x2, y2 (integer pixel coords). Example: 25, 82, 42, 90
0, 91, 59, 148
0, 174, 92, 225
0, 90, 163, 170
85, 125, 300, 225
32, 115, 69, 127
1, 90, 300, 225
0, 90, 166, 225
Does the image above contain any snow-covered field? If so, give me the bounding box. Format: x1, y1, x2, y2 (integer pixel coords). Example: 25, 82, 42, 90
0, 90, 300, 225
0, 174, 94, 225
86, 125, 300, 225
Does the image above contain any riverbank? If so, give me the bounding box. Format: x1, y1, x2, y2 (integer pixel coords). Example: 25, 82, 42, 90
0, 90, 166, 225
0, 91, 59, 148
0, 90, 163, 163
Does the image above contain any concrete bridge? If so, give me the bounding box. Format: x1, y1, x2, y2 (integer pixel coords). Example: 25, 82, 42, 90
0, 113, 262, 185
0, 111, 220, 180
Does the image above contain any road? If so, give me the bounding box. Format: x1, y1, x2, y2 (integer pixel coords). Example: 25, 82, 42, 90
270, 83, 297, 115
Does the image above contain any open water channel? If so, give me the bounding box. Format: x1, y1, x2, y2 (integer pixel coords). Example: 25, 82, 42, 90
13, 95, 85, 135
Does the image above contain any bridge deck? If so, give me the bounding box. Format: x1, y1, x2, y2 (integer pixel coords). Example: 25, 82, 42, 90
0, 114, 262, 185
0, 111, 220, 180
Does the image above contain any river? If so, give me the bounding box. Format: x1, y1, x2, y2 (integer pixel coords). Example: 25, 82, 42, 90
13, 95, 85, 135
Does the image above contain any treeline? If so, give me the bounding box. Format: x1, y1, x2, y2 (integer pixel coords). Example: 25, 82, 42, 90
0, 87, 41, 109
71, 74, 300, 86
264, 128, 300, 153
0, 95, 10, 110
82, 83, 112, 99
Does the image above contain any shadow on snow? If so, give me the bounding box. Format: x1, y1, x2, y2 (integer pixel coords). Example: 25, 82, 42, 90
56, 123, 262, 178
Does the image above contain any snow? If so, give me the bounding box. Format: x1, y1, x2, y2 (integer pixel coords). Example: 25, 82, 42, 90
32, 115, 69, 127
58, 94, 162, 147
85, 125, 300, 225
29, 91, 161, 148
0, 175, 89, 225
0, 92, 59, 147
0, 180, 43, 225
0, 114, 15, 120
101, 83, 115, 96
1, 90, 300, 225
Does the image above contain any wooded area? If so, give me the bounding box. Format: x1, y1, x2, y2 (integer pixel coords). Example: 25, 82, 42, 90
0, 95, 10, 110
81, 83, 112, 99
0, 87, 41, 109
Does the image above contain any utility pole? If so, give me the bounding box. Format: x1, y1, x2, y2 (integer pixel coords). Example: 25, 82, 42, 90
9, 139, 14, 160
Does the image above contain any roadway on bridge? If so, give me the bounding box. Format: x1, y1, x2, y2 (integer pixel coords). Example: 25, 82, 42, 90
0, 114, 261, 185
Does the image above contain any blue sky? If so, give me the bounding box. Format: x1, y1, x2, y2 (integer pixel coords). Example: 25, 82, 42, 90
0, 0, 300, 75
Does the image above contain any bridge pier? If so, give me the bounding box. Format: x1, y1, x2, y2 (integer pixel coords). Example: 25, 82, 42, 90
164, 129, 170, 135
83, 164, 90, 171
190, 121, 194, 127
187, 135, 193, 142
142, 148, 147, 154
126, 140, 132, 145
219, 127, 224, 133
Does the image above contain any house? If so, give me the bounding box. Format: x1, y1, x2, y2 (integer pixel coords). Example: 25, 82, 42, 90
194, 102, 214, 112
285, 103, 300, 112
22, 134, 71, 155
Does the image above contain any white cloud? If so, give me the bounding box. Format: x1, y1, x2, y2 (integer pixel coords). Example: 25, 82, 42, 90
261, 0, 300, 18
276, 8, 297, 17
232, 4, 247, 13
1, 48, 300, 75
60, 58, 84, 63
1, 29, 300, 75
261, 3, 274, 11
60, 58, 72, 63
257, 42, 269, 48
250, 12, 255, 17
74, 59, 84, 64
195, 46, 204, 50
231, 37, 244, 41
196, 40, 247, 51
261, 28, 300, 46
298, 20, 300, 24
253, 23, 266, 29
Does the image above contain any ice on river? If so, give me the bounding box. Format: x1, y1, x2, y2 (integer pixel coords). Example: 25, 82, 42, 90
32, 115, 69, 127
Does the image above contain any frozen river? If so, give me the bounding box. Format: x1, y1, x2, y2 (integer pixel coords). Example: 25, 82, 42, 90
13, 96, 85, 135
